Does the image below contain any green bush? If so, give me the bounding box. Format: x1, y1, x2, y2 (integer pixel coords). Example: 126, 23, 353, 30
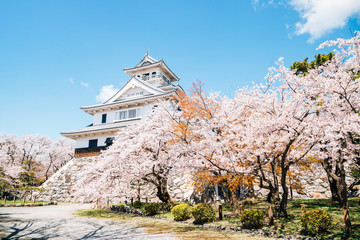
133, 200, 142, 209
144, 203, 162, 216
301, 209, 333, 235
172, 203, 191, 221
240, 209, 264, 229
191, 203, 215, 224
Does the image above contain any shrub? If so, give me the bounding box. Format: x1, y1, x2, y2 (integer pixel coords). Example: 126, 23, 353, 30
301, 209, 333, 235
191, 203, 215, 224
144, 203, 162, 216
172, 203, 191, 221
133, 200, 142, 209
240, 209, 264, 229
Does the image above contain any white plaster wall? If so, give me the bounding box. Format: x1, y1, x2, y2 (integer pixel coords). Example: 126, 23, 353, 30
142, 104, 154, 116
93, 111, 116, 125
78, 103, 173, 149
93, 113, 102, 125
75, 136, 115, 148
92, 103, 160, 126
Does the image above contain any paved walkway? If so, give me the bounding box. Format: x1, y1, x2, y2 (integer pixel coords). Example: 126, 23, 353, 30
0, 204, 176, 240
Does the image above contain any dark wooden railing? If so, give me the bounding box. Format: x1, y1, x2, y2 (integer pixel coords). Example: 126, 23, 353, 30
74, 146, 107, 158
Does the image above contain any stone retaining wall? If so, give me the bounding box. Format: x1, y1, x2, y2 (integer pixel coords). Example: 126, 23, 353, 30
38, 156, 358, 203
38, 157, 195, 203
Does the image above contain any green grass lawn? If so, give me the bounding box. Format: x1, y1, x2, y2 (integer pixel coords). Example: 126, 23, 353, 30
1, 199, 46, 205
81, 198, 360, 239
223, 198, 360, 240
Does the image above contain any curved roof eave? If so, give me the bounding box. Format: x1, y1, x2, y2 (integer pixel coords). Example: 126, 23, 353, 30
123, 61, 161, 72
124, 60, 179, 81
80, 91, 177, 114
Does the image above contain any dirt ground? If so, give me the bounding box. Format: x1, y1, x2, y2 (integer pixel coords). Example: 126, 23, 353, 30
0, 203, 176, 240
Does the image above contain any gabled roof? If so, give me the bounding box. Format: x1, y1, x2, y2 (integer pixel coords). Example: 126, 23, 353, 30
123, 52, 180, 82
103, 75, 165, 104
135, 51, 159, 67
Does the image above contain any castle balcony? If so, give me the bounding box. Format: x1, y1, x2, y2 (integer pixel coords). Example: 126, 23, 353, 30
141, 73, 170, 85
74, 146, 107, 158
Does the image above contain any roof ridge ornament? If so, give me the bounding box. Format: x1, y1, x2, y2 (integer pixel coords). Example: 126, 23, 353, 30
145, 50, 148, 56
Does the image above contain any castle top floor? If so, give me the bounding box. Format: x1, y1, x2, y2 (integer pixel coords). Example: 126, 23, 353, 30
123, 51, 180, 85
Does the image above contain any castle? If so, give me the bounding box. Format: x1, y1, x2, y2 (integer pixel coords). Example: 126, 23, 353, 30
62, 52, 183, 157
39, 53, 195, 202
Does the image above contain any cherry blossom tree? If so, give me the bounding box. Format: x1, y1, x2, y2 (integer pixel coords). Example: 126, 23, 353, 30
43, 138, 74, 180
173, 81, 319, 217
75, 104, 188, 203
285, 33, 360, 235
256, 32, 360, 234
172, 83, 262, 210
0, 134, 21, 195
0, 134, 74, 198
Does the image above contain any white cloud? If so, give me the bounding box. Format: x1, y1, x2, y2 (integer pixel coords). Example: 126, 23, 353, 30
290, 0, 360, 41
69, 78, 74, 84
80, 81, 89, 88
96, 85, 119, 103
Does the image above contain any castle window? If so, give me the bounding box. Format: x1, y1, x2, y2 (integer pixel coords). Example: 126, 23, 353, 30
102, 114, 107, 123
129, 109, 136, 118
89, 139, 98, 148
118, 111, 127, 120
142, 73, 149, 80
115, 108, 142, 121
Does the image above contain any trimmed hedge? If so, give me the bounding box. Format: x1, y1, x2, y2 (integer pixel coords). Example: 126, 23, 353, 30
301, 209, 333, 235
191, 203, 215, 224
240, 209, 264, 229
144, 203, 162, 216
133, 200, 142, 209
172, 203, 191, 221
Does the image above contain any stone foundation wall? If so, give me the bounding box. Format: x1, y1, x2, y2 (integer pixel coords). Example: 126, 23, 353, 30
39, 157, 358, 203
38, 157, 195, 203
38, 157, 97, 202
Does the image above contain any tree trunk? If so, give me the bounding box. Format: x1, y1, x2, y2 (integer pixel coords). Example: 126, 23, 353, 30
329, 177, 340, 202
155, 178, 171, 203
289, 178, 293, 200
273, 190, 281, 218
322, 158, 340, 202
266, 190, 273, 203
343, 207, 351, 236
337, 160, 351, 236
230, 191, 239, 213
322, 144, 352, 236
280, 166, 289, 218
137, 182, 141, 202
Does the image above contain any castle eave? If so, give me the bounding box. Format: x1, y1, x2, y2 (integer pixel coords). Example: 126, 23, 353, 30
61, 119, 141, 139
81, 91, 177, 115
124, 60, 180, 82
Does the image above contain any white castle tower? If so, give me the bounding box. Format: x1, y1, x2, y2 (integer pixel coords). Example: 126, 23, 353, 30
61, 52, 183, 157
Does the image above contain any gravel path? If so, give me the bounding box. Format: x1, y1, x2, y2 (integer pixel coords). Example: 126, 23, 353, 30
0, 204, 177, 240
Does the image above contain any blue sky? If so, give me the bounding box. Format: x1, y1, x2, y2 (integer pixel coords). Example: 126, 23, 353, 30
0, 0, 359, 140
